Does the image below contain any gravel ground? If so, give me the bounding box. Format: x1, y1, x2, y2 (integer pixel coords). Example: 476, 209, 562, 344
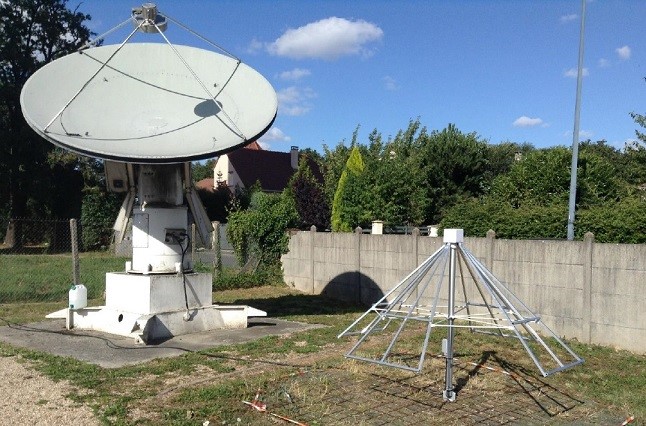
0, 356, 99, 426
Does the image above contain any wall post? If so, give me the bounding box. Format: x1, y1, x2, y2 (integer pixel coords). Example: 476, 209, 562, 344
486, 229, 496, 272
412, 227, 420, 303
355, 227, 363, 303
582, 232, 594, 344
310, 225, 316, 294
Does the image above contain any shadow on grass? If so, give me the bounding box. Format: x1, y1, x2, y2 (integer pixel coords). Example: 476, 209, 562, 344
223, 293, 365, 318
222, 271, 385, 318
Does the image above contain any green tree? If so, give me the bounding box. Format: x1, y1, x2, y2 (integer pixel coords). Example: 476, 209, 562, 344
197, 181, 233, 223
362, 122, 427, 226
288, 156, 330, 230
484, 141, 535, 188
489, 144, 626, 209
420, 124, 490, 223
625, 109, 646, 188
322, 131, 355, 205
1, 0, 93, 246
331, 145, 367, 231
489, 147, 573, 208
81, 186, 122, 250
442, 141, 639, 241
192, 159, 216, 182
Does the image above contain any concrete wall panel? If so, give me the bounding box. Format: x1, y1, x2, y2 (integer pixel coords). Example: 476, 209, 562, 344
281, 230, 646, 353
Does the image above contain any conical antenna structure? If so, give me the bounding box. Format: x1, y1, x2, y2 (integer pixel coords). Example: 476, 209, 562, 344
338, 229, 584, 402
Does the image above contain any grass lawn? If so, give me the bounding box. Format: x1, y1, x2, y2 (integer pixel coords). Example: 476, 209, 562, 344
0, 252, 127, 304
0, 285, 644, 425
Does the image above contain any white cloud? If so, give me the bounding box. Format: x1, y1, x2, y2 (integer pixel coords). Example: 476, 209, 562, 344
579, 130, 594, 139
562, 129, 594, 140
247, 38, 264, 54
277, 86, 317, 116
598, 58, 610, 68
278, 68, 311, 81
267, 17, 383, 60
513, 116, 544, 128
383, 76, 398, 91
616, 45, 631, 60
624, 138, 641, 151
258, 127, 291, 149
559, 14, 578, 23
564, 67, 589, 78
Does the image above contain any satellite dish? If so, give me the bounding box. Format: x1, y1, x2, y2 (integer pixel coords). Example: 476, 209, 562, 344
34, 4, 272, 342
20, 43, 277, 163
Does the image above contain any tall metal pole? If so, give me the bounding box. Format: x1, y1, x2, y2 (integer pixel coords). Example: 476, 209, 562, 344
443, 242, 457, 402
567, 0, 587, 240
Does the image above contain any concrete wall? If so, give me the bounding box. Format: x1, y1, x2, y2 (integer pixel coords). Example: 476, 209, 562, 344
281, 229, 646, 353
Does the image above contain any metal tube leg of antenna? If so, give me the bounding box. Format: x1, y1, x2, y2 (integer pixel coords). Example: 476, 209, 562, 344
443, 243, 457, 402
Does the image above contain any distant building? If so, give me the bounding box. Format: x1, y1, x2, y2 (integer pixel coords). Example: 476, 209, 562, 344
195, 177, 216, 192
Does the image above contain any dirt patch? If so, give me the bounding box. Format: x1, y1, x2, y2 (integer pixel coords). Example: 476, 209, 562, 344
0, 355, 99, 425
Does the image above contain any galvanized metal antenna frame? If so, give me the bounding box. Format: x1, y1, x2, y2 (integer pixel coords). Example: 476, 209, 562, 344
443, 239, 458, 401
338, 229, 584, 402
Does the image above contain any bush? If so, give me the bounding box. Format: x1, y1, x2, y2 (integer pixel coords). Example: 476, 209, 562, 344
196, 182, 232, 223
81, 187, 122, 250
441, 195, 646, 243
441, 199, 568, 239
213, 264, 284, 291
576, 197, 646, 243
226, 191, 299, 266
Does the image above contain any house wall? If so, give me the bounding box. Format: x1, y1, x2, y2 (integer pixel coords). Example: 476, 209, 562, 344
281, 228, 646, 353
213, 154, 243, 190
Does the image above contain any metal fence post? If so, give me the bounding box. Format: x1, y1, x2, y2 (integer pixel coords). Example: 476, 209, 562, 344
70, 218, 80, 286
191, 222, 196, 265
212, 221, 222, 278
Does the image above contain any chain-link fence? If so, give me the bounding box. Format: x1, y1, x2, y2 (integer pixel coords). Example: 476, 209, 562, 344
0, 218, 127, 310
0, 218, 235, 310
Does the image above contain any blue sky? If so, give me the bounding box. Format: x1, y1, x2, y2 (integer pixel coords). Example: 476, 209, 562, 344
79, 0, 645, 154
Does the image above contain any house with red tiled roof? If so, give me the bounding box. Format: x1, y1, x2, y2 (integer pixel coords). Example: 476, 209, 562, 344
203, 144, 300, 193
195, 177, 215, 191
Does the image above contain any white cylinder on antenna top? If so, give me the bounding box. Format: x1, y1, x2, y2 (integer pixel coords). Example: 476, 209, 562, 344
443, 229, 464, 243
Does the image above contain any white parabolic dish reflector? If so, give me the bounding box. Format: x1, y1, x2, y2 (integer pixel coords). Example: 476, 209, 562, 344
21, 43, 277, 162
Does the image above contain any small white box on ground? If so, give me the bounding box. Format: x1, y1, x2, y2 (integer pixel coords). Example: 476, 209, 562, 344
443, 228, 464, 243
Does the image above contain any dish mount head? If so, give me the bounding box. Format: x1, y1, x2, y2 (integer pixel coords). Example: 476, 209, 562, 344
132, 3, 167, 33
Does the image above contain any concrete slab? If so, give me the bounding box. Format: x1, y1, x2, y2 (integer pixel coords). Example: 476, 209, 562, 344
0, 318, 322, 368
